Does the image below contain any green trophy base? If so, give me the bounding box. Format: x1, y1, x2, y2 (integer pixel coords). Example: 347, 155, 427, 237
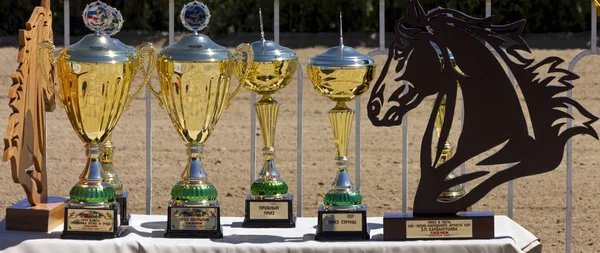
383, 211, 495, 240
315, 204, 370, 241
242, 194, 296, 228
116, 192, 130, 226
165, 204, 223, 238
61, 203, 122, 240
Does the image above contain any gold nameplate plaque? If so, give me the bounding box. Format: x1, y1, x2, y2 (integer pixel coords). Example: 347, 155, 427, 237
249, 202, 288, 220
66, 209, 115, 232
170, 207, 218, 231
406, 219, 473, 239
321, 213, 363, 232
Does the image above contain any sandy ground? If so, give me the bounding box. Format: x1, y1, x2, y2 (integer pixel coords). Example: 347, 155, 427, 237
0, 33, 599, 253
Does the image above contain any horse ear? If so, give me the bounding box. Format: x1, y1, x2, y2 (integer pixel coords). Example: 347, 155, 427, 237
407, 0, 427, 23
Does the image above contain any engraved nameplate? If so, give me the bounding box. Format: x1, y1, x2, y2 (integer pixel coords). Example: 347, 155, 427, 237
249, 201, 288, 220
66, 209, 115, 232
170, 207, 218, 231
406, 219, 473, 238
321, 213, 363, 232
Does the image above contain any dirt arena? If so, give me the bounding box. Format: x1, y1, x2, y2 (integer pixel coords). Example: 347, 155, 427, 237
0, 32, 599, 252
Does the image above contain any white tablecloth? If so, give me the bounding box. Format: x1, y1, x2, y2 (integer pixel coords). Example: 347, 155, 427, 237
0, 215, 540, 253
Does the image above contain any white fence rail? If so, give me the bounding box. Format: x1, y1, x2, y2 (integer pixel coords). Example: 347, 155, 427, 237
58, 1, 597, 252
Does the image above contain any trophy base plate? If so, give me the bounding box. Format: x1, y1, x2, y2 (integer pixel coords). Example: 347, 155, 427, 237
5, 196, 68, 232
315, 205, 370, 241
165, 204, 223, 238
383, 211, 494, 240
116, 192, 131, 226
243, 194, 296, 228
61, 204, 122, 240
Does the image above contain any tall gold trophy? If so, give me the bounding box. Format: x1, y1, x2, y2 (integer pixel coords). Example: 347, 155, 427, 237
237, 9, 298, 228
99, 6, 140, 226
38, 1, 155, 239
149, 1, 253, 238
307, 14, 375, 241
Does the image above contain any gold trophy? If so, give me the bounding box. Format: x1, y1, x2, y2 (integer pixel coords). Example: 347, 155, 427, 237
434, 96, 466, 203
307, 14, 375, 240
236, 9, 298, 228
38, 1, 155, 239
149, 1, 253, 238
99, 6, 140, 226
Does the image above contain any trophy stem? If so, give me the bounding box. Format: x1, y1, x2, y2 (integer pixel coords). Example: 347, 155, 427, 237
435, 96, 466, 202
323, 102, 362, 210
250, 95, 288, 198
69, 143, 116, 208
101, 134, 123, 196
170, 143, 218, 207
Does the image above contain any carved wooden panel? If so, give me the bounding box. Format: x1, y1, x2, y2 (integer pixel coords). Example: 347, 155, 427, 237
3, 0, 55, 206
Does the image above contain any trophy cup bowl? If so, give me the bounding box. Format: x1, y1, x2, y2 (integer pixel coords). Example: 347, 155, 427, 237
37, 1, 154, 240
307, 44, 375, 240
235, 36, 298, 228
149, 1, 254, 238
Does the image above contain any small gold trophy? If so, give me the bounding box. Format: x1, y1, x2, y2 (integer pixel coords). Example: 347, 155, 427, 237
149, 1, 253, 238
435, 96, 466, 203
307, 13, 375, 240
38, 1, 155, 239
236, 9, 298, 228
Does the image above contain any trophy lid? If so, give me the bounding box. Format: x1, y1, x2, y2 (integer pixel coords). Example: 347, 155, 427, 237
157, 1, 231, 62
61, 1, 134, 63
308, 13, 374, 68
249, 9, 297, 62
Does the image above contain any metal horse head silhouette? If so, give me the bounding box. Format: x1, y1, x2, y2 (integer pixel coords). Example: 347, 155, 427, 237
368, 0, 599, 214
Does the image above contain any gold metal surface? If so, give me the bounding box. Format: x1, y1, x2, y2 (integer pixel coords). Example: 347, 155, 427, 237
307, 66, 375, 102
152, 44, 253, 144
237, 59, 298, 95
40, 41, 134, 144
155, 60, 231, 144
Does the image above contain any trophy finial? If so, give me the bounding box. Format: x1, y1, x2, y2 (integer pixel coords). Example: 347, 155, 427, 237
339, 12, 344, 56
259, 8, 265, 51
104, 6, 124, 36
82, 0, 114, 35
180, 1, 211, 35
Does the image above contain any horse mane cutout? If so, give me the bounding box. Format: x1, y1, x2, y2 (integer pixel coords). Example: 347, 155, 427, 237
368, 0, 598, 214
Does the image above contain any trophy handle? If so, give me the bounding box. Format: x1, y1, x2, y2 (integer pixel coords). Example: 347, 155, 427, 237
125, 42, 157, 111
38, 41, 64, 108
227, 43, 254, 109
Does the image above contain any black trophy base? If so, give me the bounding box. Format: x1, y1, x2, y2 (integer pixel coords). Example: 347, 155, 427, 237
383, 211, 495, 240
61, 204, 122, 240
243, 194, 296, 228
116, 192, 131, 226
165, 205, 223, 239
315, 204, 370, 241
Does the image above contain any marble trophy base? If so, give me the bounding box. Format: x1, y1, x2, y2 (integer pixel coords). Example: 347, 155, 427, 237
165, 202, 223, 238
315, 204, 370, 241
242, 194, 296, 228
5, 196, 68, 232
383, 211, 494, 240
61, 203, 122, 240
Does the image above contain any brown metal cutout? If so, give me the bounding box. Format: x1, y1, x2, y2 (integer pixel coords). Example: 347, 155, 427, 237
368, 0, 599, 214
3, 0, 55, 206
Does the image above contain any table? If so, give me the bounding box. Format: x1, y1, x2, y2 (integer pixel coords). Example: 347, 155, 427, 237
0, 215, 541, 253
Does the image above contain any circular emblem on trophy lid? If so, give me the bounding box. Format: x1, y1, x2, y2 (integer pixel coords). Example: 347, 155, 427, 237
104, 6, 124, 36
82, 1, 113, 33
180, 1, 211, 34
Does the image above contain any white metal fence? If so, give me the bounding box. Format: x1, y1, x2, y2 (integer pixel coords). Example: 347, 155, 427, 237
58, 0, 598, 252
